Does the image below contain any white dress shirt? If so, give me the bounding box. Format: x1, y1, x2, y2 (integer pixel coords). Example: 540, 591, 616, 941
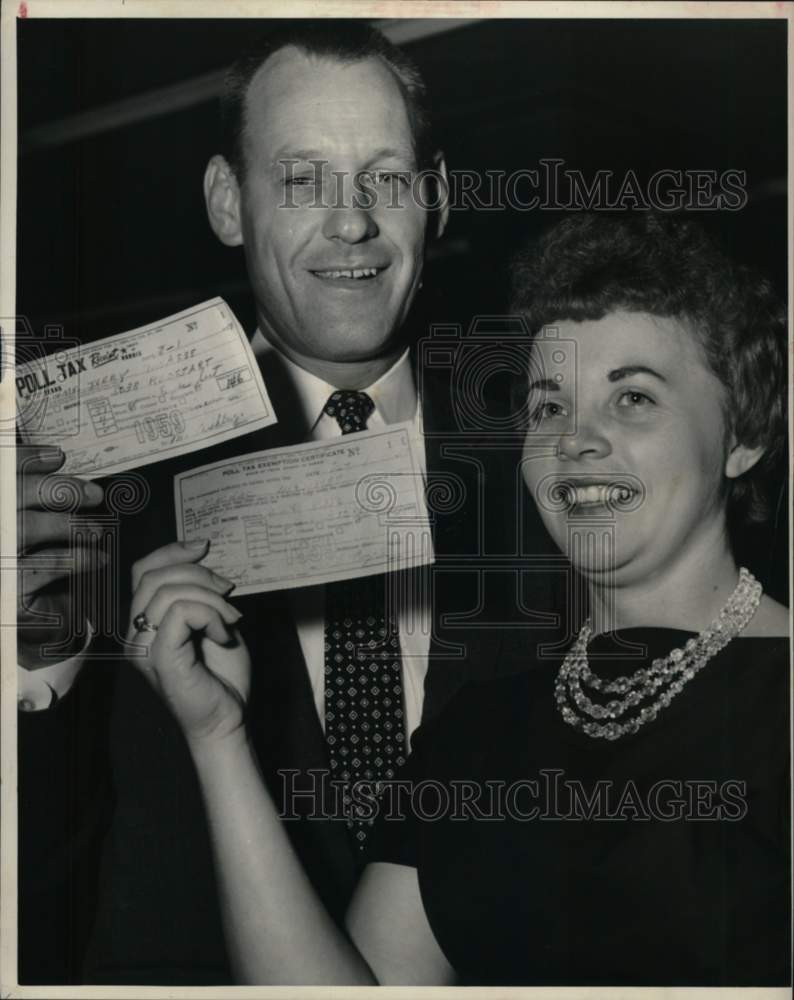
252, 333, 430, 741
19, 332, 431, 740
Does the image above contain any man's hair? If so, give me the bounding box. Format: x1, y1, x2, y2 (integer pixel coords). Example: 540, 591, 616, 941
510, 212, 787, 522
219, 19, 433, 182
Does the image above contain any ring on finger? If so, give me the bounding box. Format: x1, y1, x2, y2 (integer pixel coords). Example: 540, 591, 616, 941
133, 611, 158, 633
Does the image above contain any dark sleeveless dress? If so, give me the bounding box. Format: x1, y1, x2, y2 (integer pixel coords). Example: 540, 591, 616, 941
370, 630, 791, 986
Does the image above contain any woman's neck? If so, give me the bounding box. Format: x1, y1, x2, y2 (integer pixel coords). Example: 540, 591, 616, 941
586, 527, 742, 637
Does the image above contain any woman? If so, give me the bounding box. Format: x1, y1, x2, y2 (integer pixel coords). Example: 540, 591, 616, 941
126, 214, 789, 985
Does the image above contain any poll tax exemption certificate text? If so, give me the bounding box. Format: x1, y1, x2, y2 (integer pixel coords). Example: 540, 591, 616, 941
174, 423, 434, 593
15, 298, 276, 477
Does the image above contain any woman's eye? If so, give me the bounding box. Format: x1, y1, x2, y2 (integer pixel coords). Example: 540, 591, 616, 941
286, 175, 316, 186
616, 390, 654, 408
532, 400, 568, 421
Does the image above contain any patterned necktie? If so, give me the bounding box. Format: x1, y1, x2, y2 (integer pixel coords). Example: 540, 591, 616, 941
322, 390, 406, 853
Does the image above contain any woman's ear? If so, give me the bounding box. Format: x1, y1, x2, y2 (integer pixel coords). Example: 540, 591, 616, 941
204, 155, 243, 247
725, 439, 765, 479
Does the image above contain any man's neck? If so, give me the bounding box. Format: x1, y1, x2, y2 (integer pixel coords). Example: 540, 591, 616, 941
295, 354, 404, 390
257, 327, 406, 390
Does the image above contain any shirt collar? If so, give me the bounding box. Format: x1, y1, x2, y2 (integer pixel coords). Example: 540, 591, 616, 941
251, 329, 417, 432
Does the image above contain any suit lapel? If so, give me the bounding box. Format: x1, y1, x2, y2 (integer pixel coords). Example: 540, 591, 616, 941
242, 589, 358, 918
419, 360, 483, 557
417, 357, 502, 720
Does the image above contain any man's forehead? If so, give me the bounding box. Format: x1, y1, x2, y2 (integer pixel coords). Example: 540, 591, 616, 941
244, 46, 412, 142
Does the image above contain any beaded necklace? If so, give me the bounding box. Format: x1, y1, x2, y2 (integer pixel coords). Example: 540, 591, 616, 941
555, 568, 763, 741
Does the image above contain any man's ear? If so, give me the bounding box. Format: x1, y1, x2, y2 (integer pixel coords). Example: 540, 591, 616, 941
431, 150, 450, 240
725, 439, 765, 479
204, 155, 243, 247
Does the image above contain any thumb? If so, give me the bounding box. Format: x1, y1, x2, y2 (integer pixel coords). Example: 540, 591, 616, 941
156, 600, 232, 673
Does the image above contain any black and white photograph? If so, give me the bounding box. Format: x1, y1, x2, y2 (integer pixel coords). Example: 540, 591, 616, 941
1, 1, 791, 994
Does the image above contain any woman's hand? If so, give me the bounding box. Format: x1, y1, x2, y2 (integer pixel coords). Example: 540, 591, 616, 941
126, 540, 250, 748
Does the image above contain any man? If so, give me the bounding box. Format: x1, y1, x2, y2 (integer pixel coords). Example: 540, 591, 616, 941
18, 21, 522, 984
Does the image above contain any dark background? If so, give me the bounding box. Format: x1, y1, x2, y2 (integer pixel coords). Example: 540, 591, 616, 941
15, 16, 789, 598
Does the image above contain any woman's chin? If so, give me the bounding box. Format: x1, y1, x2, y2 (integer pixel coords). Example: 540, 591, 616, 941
568, 558, 622, 580
561, 542, 636, 581
553, 532, 630, 575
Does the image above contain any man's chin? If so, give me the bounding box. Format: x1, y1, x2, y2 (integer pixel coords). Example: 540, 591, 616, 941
305, 321, 407, 361
320, 340, 405, 366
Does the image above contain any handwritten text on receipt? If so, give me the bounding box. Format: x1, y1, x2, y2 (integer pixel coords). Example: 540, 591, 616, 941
15, 298, 276, 477
174, 424, 434, 593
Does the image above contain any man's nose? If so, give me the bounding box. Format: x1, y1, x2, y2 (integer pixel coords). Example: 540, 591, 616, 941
322, 177, 379, 243
557, 423, 612, 461
322, 203, 379, 243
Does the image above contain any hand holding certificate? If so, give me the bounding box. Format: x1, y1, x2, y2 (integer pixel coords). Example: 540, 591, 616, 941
174, 424, 434, 593
15, 298, 276, 478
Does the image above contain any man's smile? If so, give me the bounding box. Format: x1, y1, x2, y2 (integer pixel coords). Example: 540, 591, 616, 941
309, 265, 388, 282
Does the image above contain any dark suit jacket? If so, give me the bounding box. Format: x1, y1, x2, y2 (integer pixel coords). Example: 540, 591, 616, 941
18, 350, 556, 984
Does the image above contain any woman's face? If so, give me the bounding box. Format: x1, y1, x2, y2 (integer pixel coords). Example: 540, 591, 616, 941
521, 310, 735, 584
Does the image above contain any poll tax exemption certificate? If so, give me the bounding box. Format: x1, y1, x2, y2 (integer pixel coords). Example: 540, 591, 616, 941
174, 423, 434, 593
15, 298, 276, 477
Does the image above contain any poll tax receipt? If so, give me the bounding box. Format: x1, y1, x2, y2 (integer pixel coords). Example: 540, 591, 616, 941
15, 298, 276, 477
174, 423, 434, 593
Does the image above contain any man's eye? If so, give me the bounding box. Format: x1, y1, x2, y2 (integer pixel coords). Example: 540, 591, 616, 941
616, 390, 655, 408
369, 170, 411, 187
286, 175, 317, 186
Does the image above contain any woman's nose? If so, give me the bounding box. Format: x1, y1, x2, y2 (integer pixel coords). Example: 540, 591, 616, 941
557, 424, 612, 461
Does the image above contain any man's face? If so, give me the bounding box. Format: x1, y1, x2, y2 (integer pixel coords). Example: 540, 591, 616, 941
234, 48, 429, 371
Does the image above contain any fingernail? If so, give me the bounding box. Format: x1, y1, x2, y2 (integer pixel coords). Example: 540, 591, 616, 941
186, 539, 209, 550
229, 608, 243, 622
